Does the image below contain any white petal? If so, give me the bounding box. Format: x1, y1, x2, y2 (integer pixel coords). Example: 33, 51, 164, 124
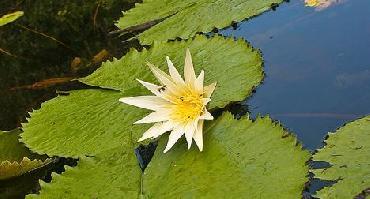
138, 121, 174, 142
184, 122, 196, 149
166, 56, 185, 84
194, 70, 204, 93
119, 96, 169, 111
199, 110, 213, 120
204, 82, 217, 98
134, 110, 170, 124
147, 62, 179, 94
193, 120, 204, 151
136, 79, 162, 96
163, 127, 184, 153
184, 49, 196, 85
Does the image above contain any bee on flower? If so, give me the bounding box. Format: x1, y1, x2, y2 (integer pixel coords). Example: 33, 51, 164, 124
119, 49, 216, 153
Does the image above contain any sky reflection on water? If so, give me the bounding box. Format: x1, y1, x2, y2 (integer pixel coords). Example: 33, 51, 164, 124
222, 0, 370, 150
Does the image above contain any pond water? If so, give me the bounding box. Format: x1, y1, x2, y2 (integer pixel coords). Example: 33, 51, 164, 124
0, 0, 369, 197
222, 0, 370, 151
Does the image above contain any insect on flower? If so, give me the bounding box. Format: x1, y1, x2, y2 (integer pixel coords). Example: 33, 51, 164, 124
119, 49, 216, 153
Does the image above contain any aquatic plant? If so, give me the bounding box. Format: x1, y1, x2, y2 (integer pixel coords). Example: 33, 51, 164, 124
116, 0, 284, 44
119, 49, 216, 152
312, 116, 370, 198
0, 11, 24, 27
0, 129, 50, 180
0, 0, 368, 198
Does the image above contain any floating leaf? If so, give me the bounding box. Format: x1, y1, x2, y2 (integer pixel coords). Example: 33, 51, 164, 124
22, 35, 262, 159
143, 112, 310, 198
0, 11, 24, 27
81, 35, 263, 110
0, 129, 49, 180
25, 113, 309, 198
312, 116, 370, 199
116, 0, 283, 44
21, 89, 150, 158
26, 144, 141, 199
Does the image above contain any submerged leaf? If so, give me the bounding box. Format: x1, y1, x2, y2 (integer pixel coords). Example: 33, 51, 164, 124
0, 129, 49, 180
116, 0, 283, 44
312, 116, 370, 199
0, 158, 48, 180
143, 112, 310, 198
0, 11, 24, 27
81, 35, 263, 110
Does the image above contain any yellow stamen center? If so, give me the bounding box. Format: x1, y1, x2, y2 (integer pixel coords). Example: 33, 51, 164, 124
170, 87, 203, 124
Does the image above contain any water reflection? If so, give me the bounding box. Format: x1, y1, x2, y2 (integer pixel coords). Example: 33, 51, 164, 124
335, 69, 370, 88
222, 0, 370, 150
305, 0, 347, 11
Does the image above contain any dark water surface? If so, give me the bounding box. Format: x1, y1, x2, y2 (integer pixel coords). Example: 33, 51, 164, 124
222, 0, 370, 150
0, 0, 139, 131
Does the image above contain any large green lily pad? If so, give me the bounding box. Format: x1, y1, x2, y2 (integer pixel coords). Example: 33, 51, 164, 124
22, 35, 263, 159
143, 112, 310, 198
81, 35, 263, 110
312, 116, 370, 199
26, 113, 310, 198
116, 0, 283, 44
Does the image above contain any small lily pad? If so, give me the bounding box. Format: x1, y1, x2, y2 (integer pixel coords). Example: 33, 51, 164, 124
0, 11, 24, 27
312, 116, 370, 199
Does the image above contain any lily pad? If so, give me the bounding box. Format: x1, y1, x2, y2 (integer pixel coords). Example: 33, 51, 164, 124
81, 35, 263, 110
26, 144, 141, 199
0, 129, 49, 180
21, 89, 151, 158
143, 112, 310, 198
22, 35, 263, 159
312, 116, 370, 199
0, 11, 24, 27
26, 113, 309, 198
116, 0, 283, 44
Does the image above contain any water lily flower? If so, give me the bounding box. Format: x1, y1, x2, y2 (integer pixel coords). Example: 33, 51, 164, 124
304, 0, 346, 10
119, 49, 216, 153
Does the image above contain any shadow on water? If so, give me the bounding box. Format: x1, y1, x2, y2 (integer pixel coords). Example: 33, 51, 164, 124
222, 0, 370, 151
